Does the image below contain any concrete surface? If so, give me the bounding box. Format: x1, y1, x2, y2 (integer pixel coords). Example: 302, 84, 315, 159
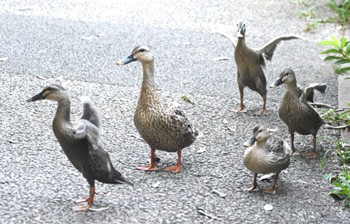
0, 0, 349, 223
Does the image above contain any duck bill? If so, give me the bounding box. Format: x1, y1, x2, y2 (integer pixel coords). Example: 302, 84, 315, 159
270, 78, 283, 88
27, 93, 45, 102
243, 136, 256, 147
116, 55, 136, 65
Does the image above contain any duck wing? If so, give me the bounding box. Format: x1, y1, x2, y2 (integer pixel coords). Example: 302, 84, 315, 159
301, 83, 327, 103
73, 120, 100, 151
256, 36, 300, 61
215, 31, 236, 48
80, 96, 101, 128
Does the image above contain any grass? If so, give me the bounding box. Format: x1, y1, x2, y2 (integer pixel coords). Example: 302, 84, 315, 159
327, 0, 350, 25
321, 106, 350, 208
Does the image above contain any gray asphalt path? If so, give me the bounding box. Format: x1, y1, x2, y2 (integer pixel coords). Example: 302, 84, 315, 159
0, 0, 348, 223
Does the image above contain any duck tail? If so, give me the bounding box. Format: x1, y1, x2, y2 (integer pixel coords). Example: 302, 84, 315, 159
113, 171, 133, 186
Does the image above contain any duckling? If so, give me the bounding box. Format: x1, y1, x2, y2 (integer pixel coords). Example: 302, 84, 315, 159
27, 84, 132, 211
270, 68, 324, 159
243, 126, 290, 195
217, 21, 299, 114
116, 45, 197, 173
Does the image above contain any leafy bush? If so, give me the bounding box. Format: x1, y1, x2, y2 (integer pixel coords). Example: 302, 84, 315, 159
327, 0, 350, 25
329, 170, 350, 207
319, 36, 350, 74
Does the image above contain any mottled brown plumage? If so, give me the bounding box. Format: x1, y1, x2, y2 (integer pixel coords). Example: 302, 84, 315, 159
243, 126, 290, 194
217, 22, 299, 114
117, 45, 197, 173
27, 84, 132, 211
271, 68, 324, 159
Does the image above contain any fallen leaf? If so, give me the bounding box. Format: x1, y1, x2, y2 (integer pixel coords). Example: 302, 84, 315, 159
196, 206, 221, 221
181, 95, 194, 105
212, 189, 226, 198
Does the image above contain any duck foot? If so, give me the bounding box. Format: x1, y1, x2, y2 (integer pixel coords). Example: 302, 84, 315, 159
137, 165, 158, 171
164, 165, 180, 173
74, 197, 88, 204
301, 151, 317, 159
263, 187, 276, 195
243, 184, 259, 192
254, 108, 268, 116
233, 107, 247, 113
72, 204, 91, 212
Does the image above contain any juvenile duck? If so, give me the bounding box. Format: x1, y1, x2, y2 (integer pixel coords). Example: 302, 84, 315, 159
271, 68, 324, 158
117, 45, 197, 173
243, 126, 290, 195
218, 21, 299, 114
27, 84, 132, 211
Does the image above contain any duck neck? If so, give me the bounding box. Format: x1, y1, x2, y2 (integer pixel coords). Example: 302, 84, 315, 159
53, 96, 71, 128
285, 80, 298, 95
138, 60, 160, 105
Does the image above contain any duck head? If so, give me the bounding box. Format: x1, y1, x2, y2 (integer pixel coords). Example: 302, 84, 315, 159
116, 45, 153, 65
27, 84, 66, 102
244, 125, 270, 147
236, 21, 246, 38
270, 68, 296, 88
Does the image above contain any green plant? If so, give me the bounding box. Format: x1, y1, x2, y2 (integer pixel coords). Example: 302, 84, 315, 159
336, 139, 350, 164
327, 0, 350, 25
319, 36, 350, 74
329, 170, 350, 207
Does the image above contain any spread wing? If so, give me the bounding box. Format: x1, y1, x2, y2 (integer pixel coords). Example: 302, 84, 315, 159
303, 83, 327, 103
215, 31, 236, 48
80, 96, 101, 128
73, 120, 100, 151
256, 36, 300, 61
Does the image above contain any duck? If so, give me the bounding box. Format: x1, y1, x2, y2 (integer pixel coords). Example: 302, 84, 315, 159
270, 68, 324, 159
116, 45, 197, 173
217, 21, 299, 115
27, 84, 133, 211
243, 125, 290, 195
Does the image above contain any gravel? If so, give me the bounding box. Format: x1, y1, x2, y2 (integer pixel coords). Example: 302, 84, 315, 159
0, 0, 348, 223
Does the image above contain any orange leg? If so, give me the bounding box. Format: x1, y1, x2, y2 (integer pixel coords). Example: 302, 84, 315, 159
302, 135, 318, 159
245, 172, 258, 192
137, 148, 158, 171
164, 150, 182, 173
72, 186, 95, 212
234, 88, 246, 112
264, 172, 279, 195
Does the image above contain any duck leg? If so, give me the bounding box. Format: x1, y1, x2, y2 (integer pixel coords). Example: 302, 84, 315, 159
72, 186, 95, 211
302, 135, 318, 159
137, 148, 158, 171
164, 150, 182, 173
264, 172, 279, 195
289, 131, 298, 155
245, 172, 258, 192
255, 95, 267, 115
234, 88, 247, 112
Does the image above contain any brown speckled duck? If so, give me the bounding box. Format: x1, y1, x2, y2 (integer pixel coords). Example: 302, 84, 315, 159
217, 21, 299, 114
270, 68, 324, 159
243, 126, 290, 195
116, 45, 197, 173
27, 84, 132, 211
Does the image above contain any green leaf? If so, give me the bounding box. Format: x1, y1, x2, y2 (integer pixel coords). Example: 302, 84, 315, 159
331, 36, 341, 48
324, 55, 345, 61
341, 37, 348, 49
345, 43, 350, 55
320, 48, 341, 54
335, 66, 350, 74
335, 59, 350, 65
319, 39, 340, 48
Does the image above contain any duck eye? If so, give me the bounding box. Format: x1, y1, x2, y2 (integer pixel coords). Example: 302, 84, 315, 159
139, 49, 146, 52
